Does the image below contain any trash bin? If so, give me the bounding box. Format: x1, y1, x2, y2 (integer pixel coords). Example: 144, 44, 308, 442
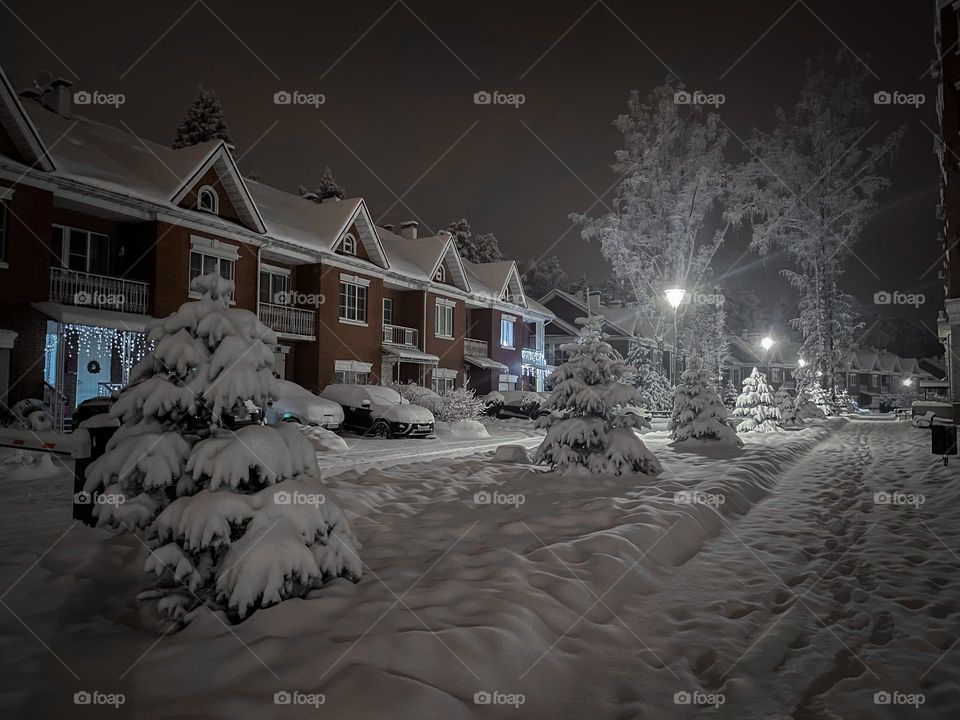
73, 424, 118, 526
931, 424, 957, 462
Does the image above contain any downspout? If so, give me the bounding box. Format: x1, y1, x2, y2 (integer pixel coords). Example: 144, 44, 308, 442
422, 287, 429, 386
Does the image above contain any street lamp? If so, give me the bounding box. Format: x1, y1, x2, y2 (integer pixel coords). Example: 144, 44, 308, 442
665, 288, 685, 385
902, 378, 913, 388
760, 336, 775, 380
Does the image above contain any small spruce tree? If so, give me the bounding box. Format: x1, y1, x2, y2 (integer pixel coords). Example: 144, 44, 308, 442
84, 273, 360, 621
624, 345, 673, 412
733, 367, 782, 432
669, 356, 741, 444
773, 387, 798, 427
534, 316, 661, 475
173, 87, 234, 149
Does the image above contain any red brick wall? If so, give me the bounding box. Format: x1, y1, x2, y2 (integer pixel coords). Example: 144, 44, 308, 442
424, 291, 465, 386
291, 263, 322, 391
177, 166, 243, 225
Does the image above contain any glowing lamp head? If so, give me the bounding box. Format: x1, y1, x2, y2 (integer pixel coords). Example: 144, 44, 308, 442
761, 336, 774, 351
665, 288, 686, 309
902, 378, 913, 387
797, 358, 807, 368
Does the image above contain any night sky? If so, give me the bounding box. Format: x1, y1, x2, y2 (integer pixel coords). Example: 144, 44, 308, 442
0, 0, 941, 338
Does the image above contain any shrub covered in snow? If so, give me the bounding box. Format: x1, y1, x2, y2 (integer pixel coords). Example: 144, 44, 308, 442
798, 382, 832, 417
534, 316, 661, 475
83, 273, 360, 621
434, 386, 486, 422
733, 367, 782, 433
773, 387, 798, 427
384, 381, 442, 414
623, 345, 673, 412
669, 357, 741, 445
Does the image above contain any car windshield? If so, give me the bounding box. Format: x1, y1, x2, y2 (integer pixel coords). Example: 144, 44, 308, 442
365, 386, 407, 404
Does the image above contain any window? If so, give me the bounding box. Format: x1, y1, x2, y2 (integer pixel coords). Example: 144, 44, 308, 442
870, 374, 880, 389
52, 225, 110, 275
197, 186, 219, 213
431, 376, 455, 394
190, 250, 235, 289
500, 315, 515, 348
382, 298, 393, 325
341, 234, 357, 256
339, 276, 368, 324
434, 265, 446, 283
0, 200, 8, 263
498, 373, 518, 392
260, 269, 289, 305
435, 299, 454, 338
334, 370, 369, 384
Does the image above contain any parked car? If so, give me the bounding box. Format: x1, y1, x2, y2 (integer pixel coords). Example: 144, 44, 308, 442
266, 380, 344, 430
320, 384, 435, 438
485, 390, 551, 420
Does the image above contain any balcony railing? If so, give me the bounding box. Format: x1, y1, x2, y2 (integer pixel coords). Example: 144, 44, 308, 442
383, 324, 418, 347
49, 267, 150, 314
258, 302, 316, 339
464, 337, 488, 358
522, 347, 547, 366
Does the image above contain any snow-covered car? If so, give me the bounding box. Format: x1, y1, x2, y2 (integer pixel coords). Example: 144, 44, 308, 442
320, 384, 435, 438
487, 390, 551, 420
265, 380, 344, 430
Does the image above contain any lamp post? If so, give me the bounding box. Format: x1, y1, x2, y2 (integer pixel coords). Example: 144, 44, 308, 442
665, 288, 686, 385
761, 336, 775, 381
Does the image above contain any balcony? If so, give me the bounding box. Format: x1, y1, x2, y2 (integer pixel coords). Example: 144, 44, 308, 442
49, 267, 150, 314
258, 302, 316, 340
464, 337, 488, 358
522, 347, 547, 366
383, 324, 419, 348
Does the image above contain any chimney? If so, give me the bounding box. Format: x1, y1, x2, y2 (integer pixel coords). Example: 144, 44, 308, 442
399, 220, 419, 240
587, 291, 602, 313
50, 78, 74, 117
382, 223, 395, 233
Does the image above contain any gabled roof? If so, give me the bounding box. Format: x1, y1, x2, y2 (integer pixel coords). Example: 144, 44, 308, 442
379, 229, 470, 291
539, 289, 635, 337
855, 349, 882, 372
170, 141, 266, 233
727, 336, 764, 365
466, 260, 526, 308
0, 68, 54, 171
876, 350, 903, 374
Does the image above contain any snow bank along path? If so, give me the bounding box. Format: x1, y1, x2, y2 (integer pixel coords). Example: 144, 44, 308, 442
2, 418, 957, 718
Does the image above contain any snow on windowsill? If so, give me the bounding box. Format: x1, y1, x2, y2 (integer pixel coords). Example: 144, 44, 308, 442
338, 318, 368, 327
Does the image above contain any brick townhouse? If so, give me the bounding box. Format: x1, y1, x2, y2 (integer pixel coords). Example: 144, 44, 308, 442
0, 67, 553, 429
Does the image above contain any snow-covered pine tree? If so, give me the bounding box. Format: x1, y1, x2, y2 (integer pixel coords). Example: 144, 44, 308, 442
668, 356, 741, 445
773, 387, 798, 427
83, 273, 360, 621
721, 380, 739, 409
798, 381, 832, 417
624, 345, 673, 412
299, 167, 345, 202
173, 87, 234, 149
534, 316, 661, 475
733, 367, 782, 432
447, 218, 503, 264
831, 388, 857, 415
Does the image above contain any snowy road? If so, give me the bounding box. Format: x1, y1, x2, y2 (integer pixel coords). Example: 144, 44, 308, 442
1, 418, 957, 719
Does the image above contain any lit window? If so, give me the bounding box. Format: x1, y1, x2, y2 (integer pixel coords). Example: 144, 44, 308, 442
190, 250, 234, 294
431, 376, 455, 394
341, 234, 357, 255
339, 280, 367, 323
197, 186, 219, 213
334, 370, 369, 384
500, 316, 515, 348
435, 300, 454, 338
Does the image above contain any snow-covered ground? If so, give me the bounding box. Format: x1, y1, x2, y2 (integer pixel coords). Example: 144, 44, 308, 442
1, 417, 957, 718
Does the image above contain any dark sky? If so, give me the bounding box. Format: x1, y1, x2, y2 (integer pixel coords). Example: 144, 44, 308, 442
0, 0, 942, 338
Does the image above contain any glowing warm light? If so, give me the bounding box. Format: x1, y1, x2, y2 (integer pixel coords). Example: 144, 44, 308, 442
902, 378, 914, 387
798, 358, 807, 368
761, 336, 774, 351
665, 288, 686, 309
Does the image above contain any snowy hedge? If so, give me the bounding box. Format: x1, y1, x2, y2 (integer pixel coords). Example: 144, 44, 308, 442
83, 273, 360, 622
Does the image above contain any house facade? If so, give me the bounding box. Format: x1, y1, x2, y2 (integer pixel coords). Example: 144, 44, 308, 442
0, 69, 552, 429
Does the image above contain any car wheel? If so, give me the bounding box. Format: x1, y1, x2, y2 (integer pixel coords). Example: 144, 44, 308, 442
372, 419, 392, 438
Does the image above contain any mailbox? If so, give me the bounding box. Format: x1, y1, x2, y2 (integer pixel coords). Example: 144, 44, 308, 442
932, 424, 958, 464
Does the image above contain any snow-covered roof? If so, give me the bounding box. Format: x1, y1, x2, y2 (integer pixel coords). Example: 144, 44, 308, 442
0, 68, 54, 171
875, 350, 903, 374
464, 260, 526, 308
539, 289, 634, 337
378, 229, 470, 292
855, 349, 882, 372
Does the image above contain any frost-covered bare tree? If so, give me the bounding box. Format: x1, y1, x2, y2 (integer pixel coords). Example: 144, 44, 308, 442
572, 78, 737, 341
730, 52, 902, 396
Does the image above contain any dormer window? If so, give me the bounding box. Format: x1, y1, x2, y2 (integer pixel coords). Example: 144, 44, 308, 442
197, 186, 219, 214
341, 234, 357, 256
434, 265, 446, 283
